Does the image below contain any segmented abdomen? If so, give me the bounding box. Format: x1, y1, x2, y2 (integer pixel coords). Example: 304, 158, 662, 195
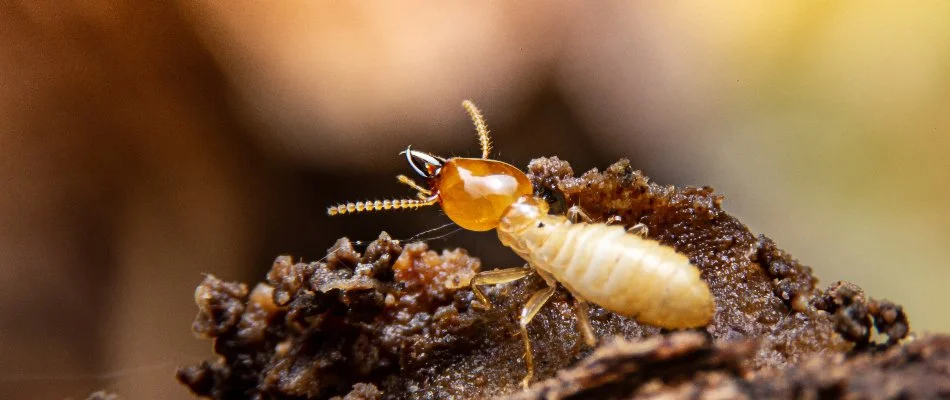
524, 221, 714, 328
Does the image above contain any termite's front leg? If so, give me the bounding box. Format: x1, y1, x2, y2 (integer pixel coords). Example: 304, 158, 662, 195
470, 265, 533, 309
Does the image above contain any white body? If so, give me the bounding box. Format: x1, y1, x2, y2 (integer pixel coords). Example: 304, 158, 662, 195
497, 198, 715, 328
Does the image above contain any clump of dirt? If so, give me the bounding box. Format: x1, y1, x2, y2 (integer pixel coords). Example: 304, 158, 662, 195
178, 234, 501, 398
512, 331, 950, 400
810, 280, 910, 346
179, 157, 930, 399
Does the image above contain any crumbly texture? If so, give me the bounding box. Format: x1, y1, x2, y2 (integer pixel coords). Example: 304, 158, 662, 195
511, 331, 950, 400
178, 157, 934, 399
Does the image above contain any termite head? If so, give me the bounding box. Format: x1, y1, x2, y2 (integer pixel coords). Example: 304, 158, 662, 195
327, 101, 533, 233
430, 156, 532, 232
396, 145, 533, 232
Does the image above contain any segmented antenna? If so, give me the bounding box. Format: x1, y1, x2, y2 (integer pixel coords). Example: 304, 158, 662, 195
462, 100, 492, 159
326, 197, 437, 216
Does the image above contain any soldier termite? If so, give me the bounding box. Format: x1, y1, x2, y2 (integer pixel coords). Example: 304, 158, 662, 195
327, 100, 715, 388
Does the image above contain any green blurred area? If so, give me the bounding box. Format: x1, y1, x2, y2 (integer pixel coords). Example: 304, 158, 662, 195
683, 3, 950, 334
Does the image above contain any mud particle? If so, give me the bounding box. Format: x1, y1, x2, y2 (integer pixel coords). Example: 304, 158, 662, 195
191, 275, 248, 338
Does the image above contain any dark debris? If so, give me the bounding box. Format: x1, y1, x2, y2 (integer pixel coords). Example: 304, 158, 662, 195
179, 157, 936, 399
508, 332, 756, 400
754, 235, 817, 310
512, 332, 950, 400
811, 281, 910, 346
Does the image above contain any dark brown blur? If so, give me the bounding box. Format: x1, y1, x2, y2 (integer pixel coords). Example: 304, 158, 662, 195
1, 2, 947, 399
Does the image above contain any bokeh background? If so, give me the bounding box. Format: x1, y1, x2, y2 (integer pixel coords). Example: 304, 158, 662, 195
1, 2, 948, 399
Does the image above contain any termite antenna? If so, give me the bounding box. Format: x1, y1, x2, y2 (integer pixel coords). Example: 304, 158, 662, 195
462, 100, 492, 159
327, 196, 438, 216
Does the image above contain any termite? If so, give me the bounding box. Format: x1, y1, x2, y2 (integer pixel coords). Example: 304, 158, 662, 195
327, 100, 715, 387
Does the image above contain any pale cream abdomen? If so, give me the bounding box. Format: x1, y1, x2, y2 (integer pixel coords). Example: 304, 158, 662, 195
524, 221, 715, 328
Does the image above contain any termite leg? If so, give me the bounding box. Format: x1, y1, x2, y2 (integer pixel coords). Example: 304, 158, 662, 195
567, 205, 593, 224
573, 298, 597, 347
605, 215, 623, 225
470, 266, 534, 309
628, 223, 649, 238
518, 283, 557, 389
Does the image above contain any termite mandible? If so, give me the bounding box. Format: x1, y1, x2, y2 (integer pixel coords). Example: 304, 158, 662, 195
327, 100, 715, 387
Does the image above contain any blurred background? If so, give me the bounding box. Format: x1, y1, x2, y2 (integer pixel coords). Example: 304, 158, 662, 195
1, 2, 948, 398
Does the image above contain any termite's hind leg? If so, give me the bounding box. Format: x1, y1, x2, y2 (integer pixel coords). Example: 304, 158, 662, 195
518, 284, 557, 389
573, 298, 597, 347
470, 265, 533, 309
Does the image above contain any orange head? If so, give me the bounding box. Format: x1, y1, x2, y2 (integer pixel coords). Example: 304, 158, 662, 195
405, 151, 532, 231
326, 100, 534, 232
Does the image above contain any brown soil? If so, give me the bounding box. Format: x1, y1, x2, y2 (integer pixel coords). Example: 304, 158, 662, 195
178, 157, 937, 399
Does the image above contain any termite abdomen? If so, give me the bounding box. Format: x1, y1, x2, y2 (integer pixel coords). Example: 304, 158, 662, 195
499, 198, 715, 329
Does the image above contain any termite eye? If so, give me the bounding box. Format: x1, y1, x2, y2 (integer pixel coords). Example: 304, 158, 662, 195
437, 158, 533, 231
